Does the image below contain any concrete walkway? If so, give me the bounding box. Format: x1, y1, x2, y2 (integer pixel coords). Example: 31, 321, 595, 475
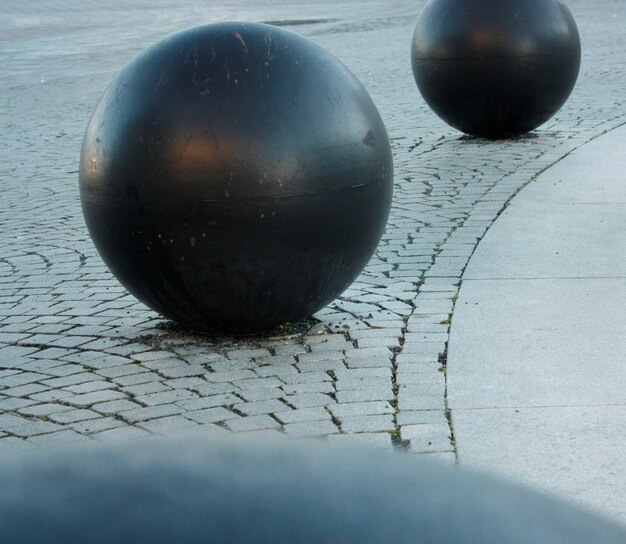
448, 123, 626, 523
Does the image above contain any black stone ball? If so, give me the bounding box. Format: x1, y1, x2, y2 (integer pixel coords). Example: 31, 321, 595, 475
1, 435, 625, 544
411, 0, 581, 138
79, 22, 393, 334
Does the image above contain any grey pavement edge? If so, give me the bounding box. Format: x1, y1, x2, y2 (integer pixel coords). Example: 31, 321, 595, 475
0, 0, 625, 525
448, 123, 626, 523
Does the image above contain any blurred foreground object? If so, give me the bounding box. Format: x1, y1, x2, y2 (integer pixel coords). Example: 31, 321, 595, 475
1, 434, 624, 543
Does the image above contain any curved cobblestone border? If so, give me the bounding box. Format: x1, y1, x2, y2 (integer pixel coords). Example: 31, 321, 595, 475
1, 0, 625, 458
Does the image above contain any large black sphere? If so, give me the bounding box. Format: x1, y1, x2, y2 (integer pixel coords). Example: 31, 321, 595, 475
411, 0, 581, 138
80, 22, 393, 334
1, 436, 625, 543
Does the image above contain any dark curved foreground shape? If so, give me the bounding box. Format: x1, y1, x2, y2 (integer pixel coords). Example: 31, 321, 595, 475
1, 435, 625, 543
79, 22, 393, 334
411, 0, 581, 139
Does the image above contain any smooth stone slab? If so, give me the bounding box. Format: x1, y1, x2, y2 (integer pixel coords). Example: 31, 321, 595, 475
448, 277, 626, 409
448, 125, 626, 525
462, 204, 626, 279
463, 123, 626, 280
452, 405, 626, 522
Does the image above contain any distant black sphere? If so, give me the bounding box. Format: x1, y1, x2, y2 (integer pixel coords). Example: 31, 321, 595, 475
80, 22, 393, 334
411, 0, 581, 138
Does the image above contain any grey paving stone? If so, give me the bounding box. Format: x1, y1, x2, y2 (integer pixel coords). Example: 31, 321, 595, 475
227, 348, 271, 360
93, 425, 152, 441
308, 340, 354, 352
396, 410, 449, 426
335, 387, 394, 403
134, 389, 196, 406
66, 380, 116, 394
137, 415, 199, 433
284, 419, 338, 437
395, 355, 441, 366
344, 358, 392, 370
208, 359, 253, 372
2, 383, 48, 397
163, 377, 207, 390
273, 407, 331, 425
26, 429, 89, 447
349, 328, 404, 340
206, 370, 256, 383
1, 372, 47, 387
49, 409, 102, 424
345, 347, 393, 362
329, 401, 393, 418
226, 414, 281, 432
158, 365, 206, 379
0, 413, 32, 430
397, 393, 445, 411
396, 370, 445, 385
191, 382, 238, 396
402, 423, 454, 453
237, 387, 284, 402
281, 381, 334, 395
338, 414, 395, 433
273, 344, 308, 356
40, 372, 101, 388
283, 393, 336, 409
28, 389, 75, 403
121, 382, 170, 396
334, 375, 393, 390
297, 351, 344, 364
35, 363, 84, 377
355, 337, 401, 349
333, 368, 391, 380
65, 389, 127, 407
0, 333, 31, 343
57, 351, 116, 365
279, 371, 331, 384
399, 342, 446, 357
109, 372, 159, 391
70, 417, 126, 435
185, 407, 238, 424
0, 345, 40, 359
233, 377, 283, 390
96, 364, 149, 379
177, 394, 240, 411
119, 404, 182, 423
8, 419, 65, 437
254, 364, 299, 378
233, 399, 288, 417
400, 382, 446, 398
93, 399, 144, 414
296, 359, 346, 372
132, 350, 181, 363
17, 403, 73, 417
49, 335, 101, 348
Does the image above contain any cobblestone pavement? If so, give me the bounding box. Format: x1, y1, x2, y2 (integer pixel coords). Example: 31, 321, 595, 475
1, 0, 625, 458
